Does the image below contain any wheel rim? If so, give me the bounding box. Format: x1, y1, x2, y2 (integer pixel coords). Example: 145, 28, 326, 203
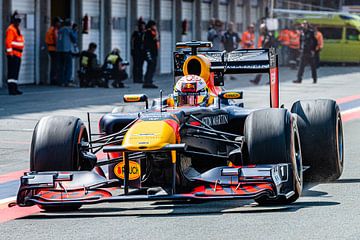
76, 125, 89, 170
337, 115, 344, 167
294, 130, 302, 184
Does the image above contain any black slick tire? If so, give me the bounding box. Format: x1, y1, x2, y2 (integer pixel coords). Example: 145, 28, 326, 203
244, 108, 303, 205
30, 116, 88, 171
30, 116, 89, 211
291, 99, 344, 182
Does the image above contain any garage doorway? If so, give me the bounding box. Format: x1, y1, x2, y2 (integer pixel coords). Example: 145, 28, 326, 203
51, 0, 71, 21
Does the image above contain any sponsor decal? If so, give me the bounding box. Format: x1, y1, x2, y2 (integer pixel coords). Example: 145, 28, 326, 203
114, 161, 141, 180
223, 92, 242, 99
270, 68, 277, 84
182, 82, 197, 92
124, 96, 141, 102
201, 114, 228, 126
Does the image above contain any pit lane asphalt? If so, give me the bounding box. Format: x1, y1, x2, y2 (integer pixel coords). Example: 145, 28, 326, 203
1, 66, 360, 239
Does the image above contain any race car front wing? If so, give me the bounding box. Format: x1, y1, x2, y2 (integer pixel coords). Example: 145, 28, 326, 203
15, 163, 295, 208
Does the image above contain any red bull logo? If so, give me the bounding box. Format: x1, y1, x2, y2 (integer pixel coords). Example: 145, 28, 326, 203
182, 82, 197, 92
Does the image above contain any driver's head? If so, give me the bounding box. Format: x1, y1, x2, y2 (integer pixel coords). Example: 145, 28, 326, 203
174, 75, 209, 107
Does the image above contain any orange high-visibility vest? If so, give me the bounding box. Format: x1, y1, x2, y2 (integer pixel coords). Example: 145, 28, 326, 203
278, 29, 290, 46
241, 31, 255, 49
5, 24, 25, 58
257, 35, 264, 48
289, 30, 300, 49
315, 31, 323, 51
45, 26, 58, 52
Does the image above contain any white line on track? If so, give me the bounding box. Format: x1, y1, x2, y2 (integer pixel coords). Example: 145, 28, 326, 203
341, 106, 360, 115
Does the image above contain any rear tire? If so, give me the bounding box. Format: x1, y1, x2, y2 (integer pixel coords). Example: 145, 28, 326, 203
291, 99, 344, 182
244, 108, 303, 205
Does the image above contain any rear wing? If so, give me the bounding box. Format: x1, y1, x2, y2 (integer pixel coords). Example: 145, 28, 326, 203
173, 42, 279, 108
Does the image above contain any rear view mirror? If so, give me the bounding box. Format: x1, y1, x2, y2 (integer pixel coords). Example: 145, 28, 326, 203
123, 94, 148, 109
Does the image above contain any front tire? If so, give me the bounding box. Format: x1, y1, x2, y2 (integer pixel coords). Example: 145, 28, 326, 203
30, 116, 91, 211
244, 108, 303, 205
30, 116, 89, 171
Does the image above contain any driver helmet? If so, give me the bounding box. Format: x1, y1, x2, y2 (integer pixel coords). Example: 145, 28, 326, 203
174, 75, 209, 106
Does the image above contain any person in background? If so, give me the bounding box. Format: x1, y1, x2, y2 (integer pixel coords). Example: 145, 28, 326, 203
241, 24, 255, 49
131, 18, 146, 83
278, 27, 290, 66
69, 23, 80, 85
250, 24, 276, 85
222, 22, 240, 52
293, 21, 318, 84
314, 26, 323, 69
56, 18, 77, 87
288, 24, 300, 69
45, 17, 62, 85
78, 42, 102, 87
143, 20, 159, 89
5, 12, 24, 95
222, 21, 240, 80
207, 19, 216, 45
208, 19, 223, 51
103, 48, 128, 88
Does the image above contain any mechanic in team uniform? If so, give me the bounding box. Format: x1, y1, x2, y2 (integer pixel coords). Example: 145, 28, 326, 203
131, 19, 146, 83
250, 24, 276, 85
288, 25, 300, 69
314, 26, 323, 69
5, 12, 24, 95
78, 42, 102, 87
143, 20, 159, 89
293, 21, 318, 84
278, 27, 290, 66
241, 24, 255, 49
45, 17, 62, 85
103, 48, 128, 88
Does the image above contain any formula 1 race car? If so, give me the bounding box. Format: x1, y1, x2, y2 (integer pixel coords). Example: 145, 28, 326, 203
16, 41, 344, 210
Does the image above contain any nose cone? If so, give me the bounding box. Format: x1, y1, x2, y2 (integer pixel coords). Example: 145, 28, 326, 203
122, 120, 178, 151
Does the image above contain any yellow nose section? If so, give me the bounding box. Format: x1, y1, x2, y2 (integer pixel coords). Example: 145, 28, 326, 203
122, 121, 177, 151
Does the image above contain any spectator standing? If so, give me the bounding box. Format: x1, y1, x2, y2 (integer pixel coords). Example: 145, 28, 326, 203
241, 24, 255, 49
293, 21, 318, 84
103, 48, 128, 88
45, 17, 62, 85
278, 27, 290, 66
250, 24, 276, 85
143, 20, 159, 89
208, 19, 223, 51
314, 26, 323, 68
222, 22, 240, 52
5, 12, 24, 95
288, 25, 300, 69
56, 19, 77, 87
131, 19, 146, 83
